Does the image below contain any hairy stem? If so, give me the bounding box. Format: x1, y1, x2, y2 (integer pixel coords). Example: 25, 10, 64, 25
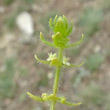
50, 101, 56, 110
50, 48, 63, 110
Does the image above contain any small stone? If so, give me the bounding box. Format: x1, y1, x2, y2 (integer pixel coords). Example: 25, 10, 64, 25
48, 72, 53, 79
0, 6, 5, 13
94, 45, 101, 52
16, 12, 34, 36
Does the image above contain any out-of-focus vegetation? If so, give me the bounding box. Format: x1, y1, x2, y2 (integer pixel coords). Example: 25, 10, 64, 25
77, 8, 103, 39
5, 14, 17, 29
81, 83, 110, 110
85, 53, 105, 72
79, 83, 109, 108
4, 0, 14, 5
0, 57, 16, 99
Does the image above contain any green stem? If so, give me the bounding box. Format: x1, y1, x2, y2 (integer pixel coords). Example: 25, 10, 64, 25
50, 101, 56, 110
50, 48, 63, 110
53, 66, 61, 94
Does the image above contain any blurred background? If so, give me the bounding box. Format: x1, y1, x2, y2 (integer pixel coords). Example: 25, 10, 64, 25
0, 0, 110, 110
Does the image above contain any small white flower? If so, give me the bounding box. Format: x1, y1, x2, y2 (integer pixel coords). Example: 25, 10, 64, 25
47, 53, 57, 61
63, 56, 70, 66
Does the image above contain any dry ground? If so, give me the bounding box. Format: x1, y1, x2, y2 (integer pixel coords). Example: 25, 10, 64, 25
0, 0, 110, 110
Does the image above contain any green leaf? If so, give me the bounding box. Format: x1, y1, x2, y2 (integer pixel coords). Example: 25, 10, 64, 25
40, 32, 54, 47
27, 92, 44, 101
49, 18, 54, 31
35, 55, 49, 64
66, 34, 84, 48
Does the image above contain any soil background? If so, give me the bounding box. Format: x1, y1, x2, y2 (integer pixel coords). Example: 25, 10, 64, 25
0, 0, 110, 110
